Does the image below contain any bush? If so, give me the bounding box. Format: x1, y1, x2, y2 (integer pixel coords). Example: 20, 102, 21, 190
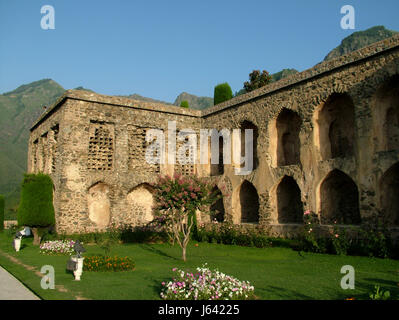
0, 195, 4, 232
17, 174, 55, 226
160, 264, 255, 300
40, 240, 76, 255
180, 100, 189, 108
214, 83, 233, 105
84, 255, 135, 272
17, 174, 55, 245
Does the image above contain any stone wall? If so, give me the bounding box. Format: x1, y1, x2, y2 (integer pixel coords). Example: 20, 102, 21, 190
29, 35, 399, 235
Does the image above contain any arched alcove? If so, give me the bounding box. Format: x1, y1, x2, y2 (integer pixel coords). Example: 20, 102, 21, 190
127, 183, 154, 224
276, 109, 302, 166
277, 176, 303, 223
315, 93, 355, 160
210, 186, 225, 222
380, 162, 399, 226
240, 180, 259, 223
320, 170, 360, 225
240, 120, 259, 170
373, 75, 399, 151
87, 182, 111, 227
210, 136, 225, 176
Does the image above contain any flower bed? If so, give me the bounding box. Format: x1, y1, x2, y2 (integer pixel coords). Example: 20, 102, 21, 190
83, 255, 135, 272
40, 240, 76, 255
160, 264, 255, 300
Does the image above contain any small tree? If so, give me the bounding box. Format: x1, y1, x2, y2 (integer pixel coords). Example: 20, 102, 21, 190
243, 70, 272, 93
180, 100, 189, 108
214, 83, 233, 105
0, 195, 4, 232
17, 174, 55, 245
152, 173, 221, 261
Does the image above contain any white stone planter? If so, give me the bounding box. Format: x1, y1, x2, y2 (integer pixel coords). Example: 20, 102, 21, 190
14, 238, 21, 252
71, 256, 85, 281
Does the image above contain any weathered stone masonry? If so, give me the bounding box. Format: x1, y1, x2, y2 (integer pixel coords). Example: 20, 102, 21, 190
29, 35, 399, 235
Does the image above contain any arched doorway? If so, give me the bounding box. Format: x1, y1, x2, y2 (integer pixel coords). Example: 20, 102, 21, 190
320, 170, 360, 224
240, 180, 259, 223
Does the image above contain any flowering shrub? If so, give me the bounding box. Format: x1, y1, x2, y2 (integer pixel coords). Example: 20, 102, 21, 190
40, 240, 76, 255
330, 222, 351, 255
83, 255, 135, 272
299, 210, 329, 253
152, 173, 221, 261
160, 264, 255, 300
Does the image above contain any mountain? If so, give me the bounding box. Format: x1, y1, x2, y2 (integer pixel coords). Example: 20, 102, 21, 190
174, 92, 214, 110
0, 79, 65, 218
121, 93, 172, 106
324, 26, 398, 61
271, 68, 299, 82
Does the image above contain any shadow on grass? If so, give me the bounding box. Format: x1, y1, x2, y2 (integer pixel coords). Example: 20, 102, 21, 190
256, 285, 314, 300
139, 244, 179, 261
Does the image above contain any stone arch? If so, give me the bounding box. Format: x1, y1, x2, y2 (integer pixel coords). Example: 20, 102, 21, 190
379, 162, 399, 226
210, 186, 225, 222
319, 170, 360, 225
87, 182, 111, 228
240, 120, 259, 170
126, 183, 154, 225
314, 93, 355, 160
239, 180, 259, 223
276, 108, 302, 166
277, 176, 303, 223
372, 75, 399, 152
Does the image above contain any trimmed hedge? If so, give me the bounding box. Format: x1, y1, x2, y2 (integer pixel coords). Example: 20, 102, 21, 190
0, 195, 4, 231
214, 83, 233, 105
17, 173, 55, 228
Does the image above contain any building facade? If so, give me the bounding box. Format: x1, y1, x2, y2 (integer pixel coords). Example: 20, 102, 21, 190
28, 35, 399, 235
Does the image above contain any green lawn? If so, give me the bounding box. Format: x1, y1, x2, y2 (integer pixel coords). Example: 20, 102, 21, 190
0, 232, 398, 300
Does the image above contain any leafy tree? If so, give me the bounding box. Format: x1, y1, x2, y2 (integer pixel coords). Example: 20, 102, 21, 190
0, 195, 4, 232
152, 173, 221, 261
243, 70, 272, 93
17, 173, 55, 245
180, 100, 189, 108
214, 83, 233, 105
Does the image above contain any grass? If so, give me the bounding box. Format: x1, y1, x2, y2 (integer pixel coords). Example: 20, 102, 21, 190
0, 231, 398, 300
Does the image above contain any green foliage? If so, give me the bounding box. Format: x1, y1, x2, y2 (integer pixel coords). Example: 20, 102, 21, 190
17, 173, 55, 228
299, 210, 328, 253
180, 100, 189, 108
193, 221, 278, 249
331, 224, 351, 255
243, 70, 272, 93
0, 194, 4, 232
369, 285, 391, 300
213, 83, 233, 105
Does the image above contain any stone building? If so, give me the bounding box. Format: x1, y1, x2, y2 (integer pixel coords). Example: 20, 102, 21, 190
28, 35, 399, 236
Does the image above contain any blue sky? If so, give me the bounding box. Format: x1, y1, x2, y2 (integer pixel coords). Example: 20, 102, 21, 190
0, 0, 398, 102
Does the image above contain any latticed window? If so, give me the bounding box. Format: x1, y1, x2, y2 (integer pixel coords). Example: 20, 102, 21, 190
88, 122, 114, 171
175, 131, 195, 176
128, 126, 160, 173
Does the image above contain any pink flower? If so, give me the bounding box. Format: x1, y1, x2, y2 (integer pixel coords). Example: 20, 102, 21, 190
335, 234, 339, 238
304, 210, 311, 215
